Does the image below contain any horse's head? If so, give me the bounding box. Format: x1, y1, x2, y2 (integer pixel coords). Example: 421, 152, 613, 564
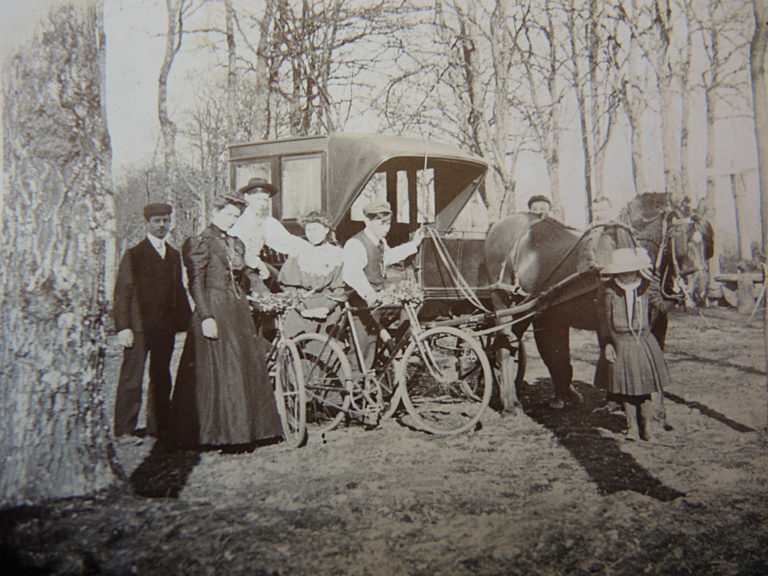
665, 215, 714, 306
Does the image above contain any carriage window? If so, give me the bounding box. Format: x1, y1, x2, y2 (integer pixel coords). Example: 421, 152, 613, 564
450, 192, 490, 234
281, 155, 322, 219
417, 168, 435, 223
397, 171, 409, 223
234, 161, 270, 192
351, 172, 387, 221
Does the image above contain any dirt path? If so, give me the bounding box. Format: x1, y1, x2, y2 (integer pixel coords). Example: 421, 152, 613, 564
3, 308, 768, 575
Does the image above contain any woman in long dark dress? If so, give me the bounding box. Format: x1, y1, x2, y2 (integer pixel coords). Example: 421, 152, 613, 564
166, 195, 282, 449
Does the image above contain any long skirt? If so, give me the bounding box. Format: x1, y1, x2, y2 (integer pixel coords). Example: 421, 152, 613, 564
166, 288, 282, 449
608, 332, 670, 397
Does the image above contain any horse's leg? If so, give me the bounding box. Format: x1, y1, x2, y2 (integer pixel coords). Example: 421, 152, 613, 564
651, 311, 668, 350
650, 312, 673, 430
491, 289, 522, 414
533, 315, 579, 408
496, 327, 521, 414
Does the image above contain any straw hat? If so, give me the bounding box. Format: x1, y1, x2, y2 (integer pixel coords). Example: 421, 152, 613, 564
601, 247, 652, 275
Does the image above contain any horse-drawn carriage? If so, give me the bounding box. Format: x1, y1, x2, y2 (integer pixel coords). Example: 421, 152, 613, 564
228, 134, 714, 443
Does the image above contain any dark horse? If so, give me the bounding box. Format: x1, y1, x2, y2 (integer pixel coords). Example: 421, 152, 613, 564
484, 193, 713, 412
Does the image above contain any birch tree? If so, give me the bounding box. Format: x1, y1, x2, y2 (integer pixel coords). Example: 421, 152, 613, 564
1, 1, 118, 505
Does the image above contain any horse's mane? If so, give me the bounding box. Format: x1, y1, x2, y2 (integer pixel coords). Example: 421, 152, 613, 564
526, 213, 583, 236
619, 192, 674, 231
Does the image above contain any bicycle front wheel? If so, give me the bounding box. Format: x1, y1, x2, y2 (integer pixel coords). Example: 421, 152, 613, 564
293, 332, 353, 435
398, 326, 492, 435
274, 339, 307, 448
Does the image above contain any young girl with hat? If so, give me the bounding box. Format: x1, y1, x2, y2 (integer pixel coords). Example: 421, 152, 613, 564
597, 247, 673, 441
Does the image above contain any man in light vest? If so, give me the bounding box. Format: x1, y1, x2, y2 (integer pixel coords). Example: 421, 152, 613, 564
342, 200, 424, 370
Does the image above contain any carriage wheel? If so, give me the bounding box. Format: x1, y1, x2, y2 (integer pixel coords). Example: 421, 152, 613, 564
293, 332, 353, 436
274, 339, 307, 448
398, 326, 492, 435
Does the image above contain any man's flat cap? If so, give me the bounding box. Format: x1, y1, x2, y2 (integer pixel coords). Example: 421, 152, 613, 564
362, 200, 392, 217
527, 195, 552, 209
143, 203, 172, 219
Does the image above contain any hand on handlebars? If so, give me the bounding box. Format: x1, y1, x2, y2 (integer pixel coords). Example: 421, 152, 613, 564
363, 291, 382, 308
300, 306, 329, 319
254, 258, 271, 280
412, 227, 426, 246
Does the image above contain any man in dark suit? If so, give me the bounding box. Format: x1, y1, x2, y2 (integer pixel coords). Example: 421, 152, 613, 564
113, 203, 191, 441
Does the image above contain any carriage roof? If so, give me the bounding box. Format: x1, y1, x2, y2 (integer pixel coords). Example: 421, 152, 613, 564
228, 134, 489, 230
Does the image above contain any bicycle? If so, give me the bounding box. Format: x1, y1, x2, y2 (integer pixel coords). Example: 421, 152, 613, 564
294, 293, 493, 437
249, 295, 308, 448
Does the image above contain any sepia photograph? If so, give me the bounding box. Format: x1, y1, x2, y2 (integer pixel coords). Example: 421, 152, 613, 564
2, 0, 768, 574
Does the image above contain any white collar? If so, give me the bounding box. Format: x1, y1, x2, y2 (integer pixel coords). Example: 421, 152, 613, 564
147, 234, 166, 256
364, 227, 385, 246
615, 277, 641, 293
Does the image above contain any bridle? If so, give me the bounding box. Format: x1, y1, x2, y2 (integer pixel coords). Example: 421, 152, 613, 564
658, 216, 707, 307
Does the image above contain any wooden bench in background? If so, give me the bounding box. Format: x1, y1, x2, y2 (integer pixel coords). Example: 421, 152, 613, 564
715, 272, 764, 313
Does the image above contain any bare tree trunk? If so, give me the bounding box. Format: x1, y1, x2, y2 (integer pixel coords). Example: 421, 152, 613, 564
703, 76, 722, 283
1, 1, 118, 505
569, 5, 594, 222
158, 0, 185, 198
654, 0, 681, 200
730, 173, 745, 260
252, 0, 274, 138
749, 0, 768, 428
679, 0, 694, 200
489, 0, 518, 217
224, 0, 236, 142
624, 0, 648, 196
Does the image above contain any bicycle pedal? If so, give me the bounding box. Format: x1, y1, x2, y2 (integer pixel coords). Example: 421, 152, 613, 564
362, 407, 381, 427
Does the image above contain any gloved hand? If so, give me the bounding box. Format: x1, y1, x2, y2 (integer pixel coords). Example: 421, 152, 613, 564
254, 258, 271, 280
117, 329, 134, 348
300, 307, 329, 319
201, 318, 218, 339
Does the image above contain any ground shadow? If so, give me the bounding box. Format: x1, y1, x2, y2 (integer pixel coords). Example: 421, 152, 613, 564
666, 350, 766, 377
129, 441, 202, 499
129, 437, 284, 499
662, 391, 756, 433
521, 378, 685, 501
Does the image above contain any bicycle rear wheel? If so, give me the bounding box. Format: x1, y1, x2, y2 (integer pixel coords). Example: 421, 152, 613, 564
293, 332, 353, 435
398, 326, 492, 435
274, 339, 307, 448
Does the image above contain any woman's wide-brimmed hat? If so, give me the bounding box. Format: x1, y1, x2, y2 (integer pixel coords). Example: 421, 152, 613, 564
237, 177, 278, 197
601, 247, 652, 275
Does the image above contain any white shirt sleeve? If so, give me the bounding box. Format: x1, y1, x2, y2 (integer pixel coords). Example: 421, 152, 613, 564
342, 238, 376, 301
228, 211, 263, 268
264, 217, 309, 257
384, 240, 418, 266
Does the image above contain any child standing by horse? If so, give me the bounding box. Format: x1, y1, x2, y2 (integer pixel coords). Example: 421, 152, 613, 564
597, 247, 673, 441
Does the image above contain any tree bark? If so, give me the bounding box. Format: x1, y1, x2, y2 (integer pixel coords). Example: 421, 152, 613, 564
1, 1, 118, 505
158, 0, 185, 195
654, 0, 681, 200
749, 0, 768, 428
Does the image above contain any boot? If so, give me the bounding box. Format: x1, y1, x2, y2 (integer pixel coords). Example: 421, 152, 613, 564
623, 401, 640, 441
639, 400, 654, 441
